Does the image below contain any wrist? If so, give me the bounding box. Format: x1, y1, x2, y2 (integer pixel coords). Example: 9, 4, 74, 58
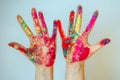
35, 65, 53, 80
66, 62, 85, 80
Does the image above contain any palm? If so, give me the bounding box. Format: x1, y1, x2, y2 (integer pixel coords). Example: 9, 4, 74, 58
58, 5, 110, 63
28, 35, 55, 66
62, 35, 90, 63
9, 8, 57, 66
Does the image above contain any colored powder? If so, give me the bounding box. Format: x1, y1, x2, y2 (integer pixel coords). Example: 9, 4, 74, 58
100, 38, 110, 46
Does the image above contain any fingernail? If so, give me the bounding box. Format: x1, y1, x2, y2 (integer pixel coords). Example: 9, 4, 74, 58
38, 11, 43, 18
32, 8, 37, 19
53, 20, 57, 27
57, 20, 61, 26
93, 10, 98, 17
70, 11, 74, 23
77, 5, 82, 14
8, 43, 14, 47
100, 38, 111, 46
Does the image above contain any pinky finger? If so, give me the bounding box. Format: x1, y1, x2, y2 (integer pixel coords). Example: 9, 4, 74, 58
8, 42, 28, 58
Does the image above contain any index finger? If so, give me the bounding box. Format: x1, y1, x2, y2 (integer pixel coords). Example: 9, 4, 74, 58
83, 10, 98, 36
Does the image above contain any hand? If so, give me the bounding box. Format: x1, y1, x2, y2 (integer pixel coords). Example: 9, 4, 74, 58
9, 8, 57, 67
57, 5, 111, 63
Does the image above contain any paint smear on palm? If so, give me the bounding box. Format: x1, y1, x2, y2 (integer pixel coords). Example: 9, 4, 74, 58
28, 35, 56, 66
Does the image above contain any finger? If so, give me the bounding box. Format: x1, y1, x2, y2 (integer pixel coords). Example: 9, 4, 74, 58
51, 20, 57, 41
38, 12, 48, 36
31, 8, 42, 35
90, 38, 111, 56
83, 10, 98, 36
57, 20, 65, 40
17, 15, 33, 38
8, 42, 28, 58
68, 11, 75, 35
75, 5, 82, 33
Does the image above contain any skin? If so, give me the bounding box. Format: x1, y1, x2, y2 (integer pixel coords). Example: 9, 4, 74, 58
8, 8, 58, 80
8, 5, 111, 80
57, 5, 111, 80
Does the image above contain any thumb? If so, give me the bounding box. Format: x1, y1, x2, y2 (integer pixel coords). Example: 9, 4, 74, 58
57, 20, 65, 40
8, 42, 28, 58
90, 38, 111, 57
